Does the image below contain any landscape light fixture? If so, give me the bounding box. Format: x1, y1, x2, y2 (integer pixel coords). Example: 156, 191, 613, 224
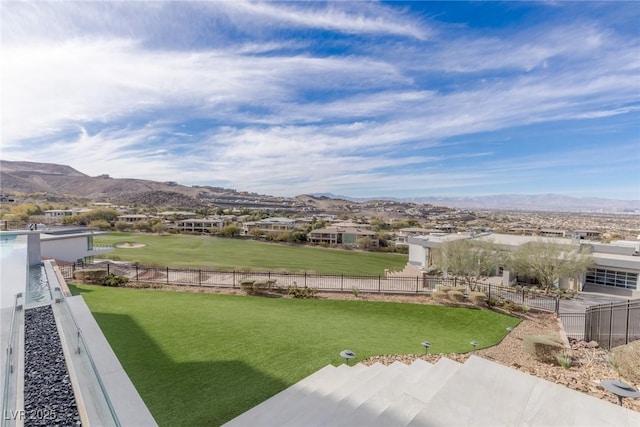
421, 341, 432, 354
470, 341, 478, 349
506, 327, 513, 333
340, 350, 356, 365
600, 380, 640, 406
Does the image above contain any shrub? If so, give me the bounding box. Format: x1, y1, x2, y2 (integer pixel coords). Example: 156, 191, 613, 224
451, 286, 467, 294
469, 291, 487, 306
240, 280, 256, 294
73, 269, 107, 283
288, 284, 318, 299
610, 341, 640, 383
352, 287, 360, 298
448, 290, 466, 303
439, 286, 452, 293
252, 280, 269, 294
524, 335, 565, 363
100, 273, 129, 287
432, 290, 449, 303
556, 352, 573, 369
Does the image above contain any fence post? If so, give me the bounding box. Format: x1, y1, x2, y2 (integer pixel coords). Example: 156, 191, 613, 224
341, 274, 344, 292
199, 269, 202, 286
416, 276, 419, 294
167, 266, 169, 285
608, 303, 614, 349
625, 300, 631, 345
522, 289, 525, 305
584, 308, 589, 342
488, 282, 491, 301
135, 264, 139, 282
378, 275, 381, 293
304, 271, 307, 287
555, 297, 559, 315
233, 271, 236, 289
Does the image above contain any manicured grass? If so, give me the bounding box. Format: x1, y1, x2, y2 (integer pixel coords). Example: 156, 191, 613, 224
94, 232, 407, 275
71, 284, 519, 426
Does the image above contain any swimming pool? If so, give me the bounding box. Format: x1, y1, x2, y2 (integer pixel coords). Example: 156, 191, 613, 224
0, 232, 50, 309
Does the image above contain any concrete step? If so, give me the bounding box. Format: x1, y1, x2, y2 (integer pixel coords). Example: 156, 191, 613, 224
228, 354, 640, 427
337, 359, 436, 426
282, 362, 395, 427
403, 357, 463, 403
289, 362, 409, 427
408, 355, 640, 427
223, 363, 361, 427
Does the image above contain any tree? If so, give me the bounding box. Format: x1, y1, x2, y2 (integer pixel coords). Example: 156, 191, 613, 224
219, 224, 241, 237
152, 222, 166, 234
439, 238, 500, 288
88, 220, 111, 230
114, 221, 132, 232
507, 241, 593, 290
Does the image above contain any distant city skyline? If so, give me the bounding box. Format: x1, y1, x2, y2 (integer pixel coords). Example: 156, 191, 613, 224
2, 1, 639, 200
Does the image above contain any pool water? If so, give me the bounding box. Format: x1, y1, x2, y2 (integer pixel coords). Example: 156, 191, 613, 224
25, 265, 52, 306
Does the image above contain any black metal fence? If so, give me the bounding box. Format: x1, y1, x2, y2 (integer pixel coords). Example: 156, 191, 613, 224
557, 312, 588, 341
58, 262, 560, 313
583, 299, 640, 349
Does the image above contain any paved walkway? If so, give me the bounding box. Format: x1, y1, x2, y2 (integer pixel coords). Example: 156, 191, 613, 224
559, 291, 634, 313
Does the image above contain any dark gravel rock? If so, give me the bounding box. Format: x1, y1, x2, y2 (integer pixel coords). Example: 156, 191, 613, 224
24, 305, 81, 426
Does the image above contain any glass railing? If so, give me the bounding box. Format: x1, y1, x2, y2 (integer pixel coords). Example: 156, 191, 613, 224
52, 287, 121, 427
2, 293, 24, 427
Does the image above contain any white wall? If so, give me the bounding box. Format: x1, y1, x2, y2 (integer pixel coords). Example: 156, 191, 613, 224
41, 235, 90, 263
408, 244, 428, 269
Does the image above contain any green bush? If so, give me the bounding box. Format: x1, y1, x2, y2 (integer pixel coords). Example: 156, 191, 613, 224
100, 273, 129, 287
448, 290, 466, 303
524, 335, 565, 363
73, 269, 107, 283
556, 352, 573, 369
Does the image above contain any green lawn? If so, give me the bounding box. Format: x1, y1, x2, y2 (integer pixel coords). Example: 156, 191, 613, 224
94, 232, 407, 275
71, 284, 519, 426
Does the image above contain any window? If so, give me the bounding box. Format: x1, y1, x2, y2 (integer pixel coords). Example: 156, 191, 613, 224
585, 268, 638, 290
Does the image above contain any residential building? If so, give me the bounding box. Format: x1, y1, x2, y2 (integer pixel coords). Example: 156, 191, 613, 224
117, 214, 149, 223
39, 227, 114, 263
44, 209, 74, 219
176, 218, 224, 233
308, 227, 379, 247
408, 233, 640, 297
243, 217, 297, 234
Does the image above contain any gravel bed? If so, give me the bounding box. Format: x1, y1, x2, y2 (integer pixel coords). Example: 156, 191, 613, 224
24, 305, 81, 426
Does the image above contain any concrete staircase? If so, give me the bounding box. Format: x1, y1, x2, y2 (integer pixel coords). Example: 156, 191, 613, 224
385, 262, 422, 278
224, 356, 640, 427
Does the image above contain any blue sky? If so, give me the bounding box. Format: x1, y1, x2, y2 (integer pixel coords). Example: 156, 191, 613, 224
2, 1, 639, 200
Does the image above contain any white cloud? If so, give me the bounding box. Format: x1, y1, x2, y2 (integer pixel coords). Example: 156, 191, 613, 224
1, 1, 638, 199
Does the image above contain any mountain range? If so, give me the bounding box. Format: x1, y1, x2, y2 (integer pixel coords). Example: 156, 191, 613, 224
1, 160, 638, 213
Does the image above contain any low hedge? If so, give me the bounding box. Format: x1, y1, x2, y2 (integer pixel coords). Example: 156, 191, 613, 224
73, 269, 107, 283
